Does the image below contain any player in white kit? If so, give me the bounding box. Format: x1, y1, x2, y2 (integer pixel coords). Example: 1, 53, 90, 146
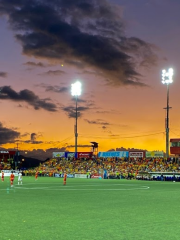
18, 171, 23, 185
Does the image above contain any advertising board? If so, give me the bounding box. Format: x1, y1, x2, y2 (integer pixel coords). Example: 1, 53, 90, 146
91, 175, 102, 179
0, 151, 16, 155
98, 151, 129, 158
0, 170, 19, 177
75, 174, 87, 178
52, 152, 65, 158
54, 173, 74, 178
146, 151, 164, 158
65, 152, 75, 158
129, 151, 145, 158
77, 152, 93, 158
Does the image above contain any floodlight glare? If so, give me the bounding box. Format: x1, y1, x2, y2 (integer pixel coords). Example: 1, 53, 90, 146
71, 81, 82, 96
161, 68, 174, 84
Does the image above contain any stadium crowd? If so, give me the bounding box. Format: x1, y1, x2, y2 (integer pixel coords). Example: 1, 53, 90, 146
19, 156, 180, 179
0, 162, 11, 170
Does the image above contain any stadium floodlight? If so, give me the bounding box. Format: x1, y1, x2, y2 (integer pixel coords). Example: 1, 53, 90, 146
161, 68, 174, 159
162, 68, 174, 84
71, 81, 82, 97
71, 81, 82, 157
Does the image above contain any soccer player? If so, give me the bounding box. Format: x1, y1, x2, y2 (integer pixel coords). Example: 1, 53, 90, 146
35, 171, 38, 180
18, 171, 22, 185
1, 170, 4, 182
10, 171, 15, 187
63, 171, 67, 185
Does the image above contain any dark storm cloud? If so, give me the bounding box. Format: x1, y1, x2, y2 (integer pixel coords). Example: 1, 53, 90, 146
84, 119, 110, 125
0, 72, 7, 78
0, 0, 158, 87
0, 86, 58, 112
62, 105, 90, 118
0, 122, 20, 144
40, 70, 65, 76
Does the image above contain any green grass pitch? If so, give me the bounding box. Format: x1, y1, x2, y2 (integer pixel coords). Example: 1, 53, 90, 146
1, 177, 180, 240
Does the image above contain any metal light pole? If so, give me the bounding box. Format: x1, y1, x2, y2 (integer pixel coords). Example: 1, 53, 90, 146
71, 81, 82, 157
162, 68, 174, 159
75, 95, 78, 154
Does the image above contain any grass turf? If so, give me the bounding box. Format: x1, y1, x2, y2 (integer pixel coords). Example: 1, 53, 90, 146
0, 177, 180, 240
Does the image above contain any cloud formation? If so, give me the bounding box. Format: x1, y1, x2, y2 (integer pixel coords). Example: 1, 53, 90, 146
0, 72, 7, 78
37, 83, 69, 93
0, 122, 20, 144
0, 0, 158, 86
62, 105, 90, 118
62, 96, 95, 118
26, 132, 43, 144
40, 70, 65, 76
0, 86, 58, 112
45, 85, 68, 93
24, 61, 46, 67
62, 97, 95, 118
84, 119, 110, 125
31, 133, 37, 142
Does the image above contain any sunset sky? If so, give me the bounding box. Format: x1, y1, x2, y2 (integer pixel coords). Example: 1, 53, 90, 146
0, 0, 180, 154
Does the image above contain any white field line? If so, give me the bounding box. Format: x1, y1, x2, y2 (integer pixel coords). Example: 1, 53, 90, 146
4, 185, 150, 191
11, 187, 150, 191
15, 184, 150, 187
0, 182, 150, 191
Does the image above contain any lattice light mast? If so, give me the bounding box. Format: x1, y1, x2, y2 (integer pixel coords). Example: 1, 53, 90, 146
71, 81, 82, 156
162, 68, 174, 158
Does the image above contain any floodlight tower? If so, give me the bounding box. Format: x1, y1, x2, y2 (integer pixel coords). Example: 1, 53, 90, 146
71, 81, 82, 156
162, 68, 174, 158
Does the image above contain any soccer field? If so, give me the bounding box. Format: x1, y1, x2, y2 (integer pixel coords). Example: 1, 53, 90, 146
1, 177, 180, 240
